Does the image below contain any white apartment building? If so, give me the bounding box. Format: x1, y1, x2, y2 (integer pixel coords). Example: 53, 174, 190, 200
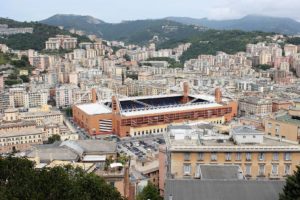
45, 35, 77, 50
55, 84, 78, 108
9, 88, 49, 108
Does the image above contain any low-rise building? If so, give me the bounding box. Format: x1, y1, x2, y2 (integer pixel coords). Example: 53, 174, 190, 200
265, 99, 300, 142
239, 97, 272, 117
159, 123, 300, 193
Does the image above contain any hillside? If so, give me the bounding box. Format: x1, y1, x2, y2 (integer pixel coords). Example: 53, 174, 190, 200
166, 15, 300, 35
41, 14, 274, 62
175, 30, 271, 62
40, 14, 206, 44
0, 18, 91, 51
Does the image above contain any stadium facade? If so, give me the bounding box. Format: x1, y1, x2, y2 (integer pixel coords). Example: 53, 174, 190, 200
73, 83, 238, 137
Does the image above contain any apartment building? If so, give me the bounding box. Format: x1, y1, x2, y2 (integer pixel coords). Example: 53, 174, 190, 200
9, 88, 49, 108
20, 110, 63, 126
284, 44, 298, 57
45, 35, 77, 50
259, 50, 272, 65
55, 84, 78, 108
0, 24, 33, 35
159, 123, 300, 193
265, 99, 300, 142
0, 91, 10, 112
0, 128, 43, 153
239, 97, 272, 117
0, 108, 44, 153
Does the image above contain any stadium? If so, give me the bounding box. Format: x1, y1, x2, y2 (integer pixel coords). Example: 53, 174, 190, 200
73, 83, 238, 137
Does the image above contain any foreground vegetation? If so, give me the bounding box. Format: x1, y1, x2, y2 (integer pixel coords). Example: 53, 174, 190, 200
0, 157, 124, 200
279, 166, 300, 200
137, 182, 163, 200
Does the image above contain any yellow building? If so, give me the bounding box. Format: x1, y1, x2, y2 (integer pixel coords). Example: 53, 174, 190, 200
264, 99, 300, 142
159, 123, 300, 191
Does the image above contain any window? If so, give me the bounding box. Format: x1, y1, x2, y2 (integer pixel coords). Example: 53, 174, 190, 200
275, 125, 280, 133
271, 164, 278, 175
183, 164, 191, 175
184, 153, 190, 161
259, 164, 265, 176
268, 123, 272, 128
198, 153, 204, 161
245, 164, 251, 175
284, 164, 291, 175
236, 153, 241, 161
195, 164, 201, 178
246, 153, 251, 161
284, 153, 291, 161
225, 152, 231, 161
258, 153, 265, 161
273, 152, 279, 161
211, 153, 217, 161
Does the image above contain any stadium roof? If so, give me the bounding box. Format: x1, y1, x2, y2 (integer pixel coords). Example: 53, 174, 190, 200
76, 103, 111, 115
121, 102, 222, 117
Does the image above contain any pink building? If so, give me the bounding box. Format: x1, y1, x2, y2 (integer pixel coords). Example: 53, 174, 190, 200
273, 57, 290, 69
0, 75, 4, 90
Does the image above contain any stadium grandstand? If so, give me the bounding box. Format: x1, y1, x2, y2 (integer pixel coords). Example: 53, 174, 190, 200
73, 83, 237, 137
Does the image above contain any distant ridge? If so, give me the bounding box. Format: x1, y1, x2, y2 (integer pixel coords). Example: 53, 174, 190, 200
40, 14, 206, 44
166, 15, 300, 35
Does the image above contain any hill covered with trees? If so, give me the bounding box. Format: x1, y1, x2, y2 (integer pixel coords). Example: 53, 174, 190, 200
41, 14, 206, 45
41, 14, 273, 62
0, 18, 90, 51
170, 30, 271, 62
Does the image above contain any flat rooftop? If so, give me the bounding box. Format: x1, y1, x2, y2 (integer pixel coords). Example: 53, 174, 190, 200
276, 114, 300, 125
165, 124, 300, 152
76, 103, 111, 115
0, 128, 43, 138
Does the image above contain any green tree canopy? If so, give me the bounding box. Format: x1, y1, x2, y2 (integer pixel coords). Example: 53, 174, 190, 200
136, 182, 162, 200
279, 166, 300, 200
47, 134, 61, 144
0, 157, 124, 200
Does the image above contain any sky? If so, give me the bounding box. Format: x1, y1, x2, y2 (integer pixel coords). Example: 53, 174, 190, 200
1, 0, 300, 22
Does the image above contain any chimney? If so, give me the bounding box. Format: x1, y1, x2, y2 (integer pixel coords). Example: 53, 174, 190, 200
215, 88, 222, 103
112, 95, 120, 113
183, 82, 189, 97
92, 88, 97, 103
182, 82, 190, 103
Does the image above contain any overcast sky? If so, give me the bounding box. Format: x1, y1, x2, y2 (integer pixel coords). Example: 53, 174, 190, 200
1, 0, 300, 22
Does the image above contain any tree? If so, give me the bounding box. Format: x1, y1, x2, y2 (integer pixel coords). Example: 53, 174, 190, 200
47, 134, 61, 144
65, 107, 73, 117
279, 166, 300, 200
0, 157, 124, 200
123, 54, 131, 61
137, 182, 162, 200
20, 75, 30, 83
